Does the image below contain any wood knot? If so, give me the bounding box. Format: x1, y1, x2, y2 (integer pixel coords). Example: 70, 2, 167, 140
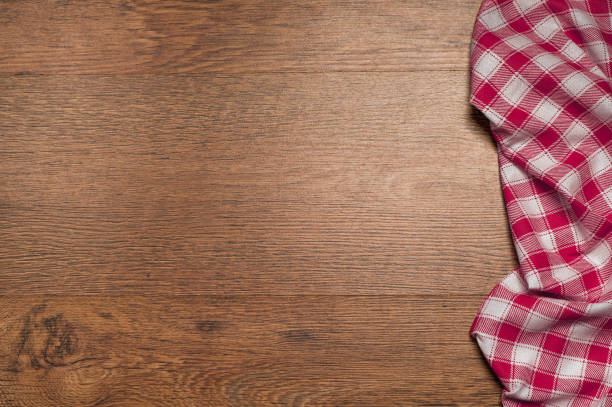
280, 329, 315, 342
196, 320, 223, 333
10, 307, 86, 372
43, 314, 78, 366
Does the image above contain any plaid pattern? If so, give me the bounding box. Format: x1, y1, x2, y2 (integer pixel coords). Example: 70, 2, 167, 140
469, 0, 612, 405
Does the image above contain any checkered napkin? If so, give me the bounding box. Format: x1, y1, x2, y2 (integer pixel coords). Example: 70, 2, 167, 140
469, 0, 612, 405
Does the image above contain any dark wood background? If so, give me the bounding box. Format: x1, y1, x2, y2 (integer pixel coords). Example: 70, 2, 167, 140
0, 0, 512, 405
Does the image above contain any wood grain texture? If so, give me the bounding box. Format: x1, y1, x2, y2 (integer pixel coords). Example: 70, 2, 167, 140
0, 295, 500, 406
0, 0, 482, 74
0, 72, 514, 296
0, 0, 506, 404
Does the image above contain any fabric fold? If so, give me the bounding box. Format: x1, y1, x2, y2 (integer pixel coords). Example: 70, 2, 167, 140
469, 0, 612, 405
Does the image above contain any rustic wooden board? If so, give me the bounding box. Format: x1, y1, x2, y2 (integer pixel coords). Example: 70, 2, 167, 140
0, 295, 500, 406
0, 72, 513, 296
0, 0, 481, 74
0, 0, 506, 404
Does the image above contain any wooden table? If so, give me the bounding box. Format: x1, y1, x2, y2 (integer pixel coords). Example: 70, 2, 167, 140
0, 1, 512, 405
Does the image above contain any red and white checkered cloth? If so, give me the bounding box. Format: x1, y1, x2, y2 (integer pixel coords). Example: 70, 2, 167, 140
469, 0, 612, 405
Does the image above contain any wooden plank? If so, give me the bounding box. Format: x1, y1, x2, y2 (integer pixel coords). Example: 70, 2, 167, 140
0, 72, 514, 296
0, 0, 481, 74
0, 295, 500, 406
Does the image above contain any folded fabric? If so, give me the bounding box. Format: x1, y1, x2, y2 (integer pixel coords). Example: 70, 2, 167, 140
469, 0, 612, 405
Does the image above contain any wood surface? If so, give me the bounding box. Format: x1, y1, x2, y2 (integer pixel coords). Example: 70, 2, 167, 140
0, 296, 499, 406
1, 0, 481, 74
0, 0, 508, 406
